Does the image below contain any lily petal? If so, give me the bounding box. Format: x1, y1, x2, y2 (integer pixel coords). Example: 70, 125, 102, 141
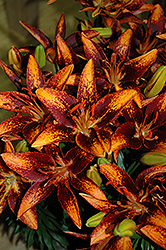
81, 33, 107, 68
140, 224, 166, 249
36, 88, 77, 127
0, 92, 31, 112
99, 164, 138, 196
0, 116, 33, 137
17, 181, 55, 219
0, 60, 22, 90
32, 124, 74, 148
114, 236, 133, 250
77, 59, 97, 108
123, 49, 158, 81
26, 55, 45, 90
113, 29, 133, 60
55, 13, 66, 39
135, 165, 166, 189
57, 180, 82, 229
20, 21, 52, 48
45, 64, 74, 90
71, 173, 107, 201
76, 129, 106, 157
1, 152, 55, 182
79, 193, 112, 213
65, 147, 93, 174
56, 34, 81, 72
111, 122, 142, 152
94, 89, 137, 127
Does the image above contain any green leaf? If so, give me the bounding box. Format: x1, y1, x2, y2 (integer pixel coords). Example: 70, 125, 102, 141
117, 150, 126, 171
27, 229, 35, 248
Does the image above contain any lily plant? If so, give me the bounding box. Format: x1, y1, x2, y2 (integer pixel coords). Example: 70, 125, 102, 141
0, 0, 166, 249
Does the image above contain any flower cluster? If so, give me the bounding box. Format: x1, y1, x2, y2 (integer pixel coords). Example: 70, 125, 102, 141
0, 0, 166, 249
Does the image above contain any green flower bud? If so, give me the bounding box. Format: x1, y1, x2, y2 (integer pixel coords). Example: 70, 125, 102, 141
86, 212, 106, 227
144, 65, 166, 98
140, 151, 166, 166
97, 157, 111, 165
15, 140, 29, 152
35, 45, 46, 68
113, 219, 136, 237
86, 165, 102, 187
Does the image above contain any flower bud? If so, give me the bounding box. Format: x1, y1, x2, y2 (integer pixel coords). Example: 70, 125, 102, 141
86, 212, 106, 227
97, 157, 111, 165
35, 45, 46, 68
140, 151, 166, 166
15, 140, 29, 152
8, 46, 22, 74
86, 165, 102, 187
113, 219, 136, 237
144, 65, 166, 98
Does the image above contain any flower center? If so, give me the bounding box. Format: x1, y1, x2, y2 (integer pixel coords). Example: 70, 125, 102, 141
70, 102, 99, 136
133, 112, 159, 142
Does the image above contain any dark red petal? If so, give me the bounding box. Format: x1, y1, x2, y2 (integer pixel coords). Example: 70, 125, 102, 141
111, 122, 142, 152
76, 129, 106, 157
0, 92, 31, 113
113, 29, 133, 60
81, 33, 107, 68
56, 34, 81, 72
123, 49, 158, 82
0, 60, 22, 90
135, 165, 166, 190
20, 21, 52, 48
55, 13, 66, 39
65, 147, 93, 174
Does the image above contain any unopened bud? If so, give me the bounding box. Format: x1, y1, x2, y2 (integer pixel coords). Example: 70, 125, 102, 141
35, 45, 46, 68
113, 219, 136, 237
8, 46, 22, 74
144, 65, 166, 98
86, 212, 106, 227
86, 165, 102, 187
15, 139, 29, 152
140, 151, 166, 166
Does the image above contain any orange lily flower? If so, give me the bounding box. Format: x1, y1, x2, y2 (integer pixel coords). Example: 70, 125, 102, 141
0, 55, 74, 144
0, 140, 37, 229
111, 91, 166, 152
31, 59, 137, 157
1, 145, 108, 229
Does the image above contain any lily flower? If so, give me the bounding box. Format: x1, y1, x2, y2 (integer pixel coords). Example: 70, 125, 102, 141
80, 163, 166, 249
1, 146, 108, 229
0, 140, 37, 229
31, 59, 137, 157
111, 91, 166, 152
0, 55, 74, 144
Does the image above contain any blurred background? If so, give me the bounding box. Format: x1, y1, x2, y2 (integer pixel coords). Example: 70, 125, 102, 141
0, 0, 165, 249
0, 0, 85, 122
